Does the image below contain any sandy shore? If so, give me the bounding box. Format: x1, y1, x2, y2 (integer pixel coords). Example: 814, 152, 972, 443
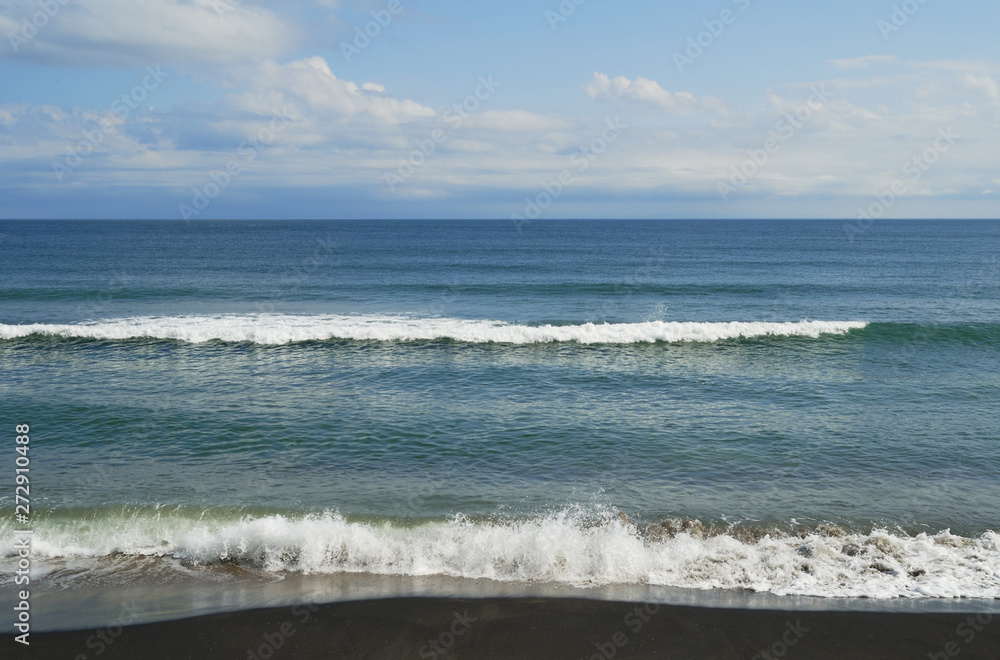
5, 597, 998, 659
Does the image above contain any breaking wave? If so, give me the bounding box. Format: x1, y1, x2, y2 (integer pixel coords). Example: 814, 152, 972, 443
6, 510, 998, 600
0, 315, 868, 346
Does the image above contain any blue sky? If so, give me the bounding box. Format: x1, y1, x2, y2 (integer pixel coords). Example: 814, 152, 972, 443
2, 0, 999, 219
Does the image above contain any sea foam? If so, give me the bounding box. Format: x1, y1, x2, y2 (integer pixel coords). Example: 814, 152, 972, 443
7, 510, 999, 599
0, 315, 868, 345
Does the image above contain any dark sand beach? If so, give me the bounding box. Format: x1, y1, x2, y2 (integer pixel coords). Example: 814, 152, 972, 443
6, 597, 999, 659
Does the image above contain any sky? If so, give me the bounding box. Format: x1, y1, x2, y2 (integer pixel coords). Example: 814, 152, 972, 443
1, 0, 999, 220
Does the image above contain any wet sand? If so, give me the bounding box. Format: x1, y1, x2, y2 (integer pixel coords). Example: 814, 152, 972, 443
5, 597, 998, 659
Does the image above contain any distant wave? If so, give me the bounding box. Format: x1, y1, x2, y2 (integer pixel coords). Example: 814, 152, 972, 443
5, 510, 999, 599
0, 315, 868, 346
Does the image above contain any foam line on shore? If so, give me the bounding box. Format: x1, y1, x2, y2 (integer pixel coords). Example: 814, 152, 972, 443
5, 510, 998, 599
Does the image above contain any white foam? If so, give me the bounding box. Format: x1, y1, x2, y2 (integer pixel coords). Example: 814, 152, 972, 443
6, 511, 999, 599
0, 315, 868, 345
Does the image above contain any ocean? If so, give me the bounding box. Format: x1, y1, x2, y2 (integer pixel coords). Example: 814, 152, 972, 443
2, 219, 999, 629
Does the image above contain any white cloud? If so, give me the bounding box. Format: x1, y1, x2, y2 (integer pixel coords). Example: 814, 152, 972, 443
224, 57, 435, 124
5, 45, 1000, 218
829, 55, 899, 69
1, 0, 298, 66
582, 73, 724, 114
963, 73, 1000, 104
463, 110, 571, 132
0, 102, 178, 186
0, 52, 440, 193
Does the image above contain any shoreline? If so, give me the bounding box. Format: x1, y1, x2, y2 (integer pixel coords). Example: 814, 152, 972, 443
15, 566, 1000, 634
6, 596, 999, 659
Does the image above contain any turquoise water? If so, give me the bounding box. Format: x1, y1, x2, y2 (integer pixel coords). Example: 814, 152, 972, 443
2, 219, 999, 600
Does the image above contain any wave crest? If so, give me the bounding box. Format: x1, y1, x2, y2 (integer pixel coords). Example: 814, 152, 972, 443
8, 510, 999, 599
0, 315, 868, 346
